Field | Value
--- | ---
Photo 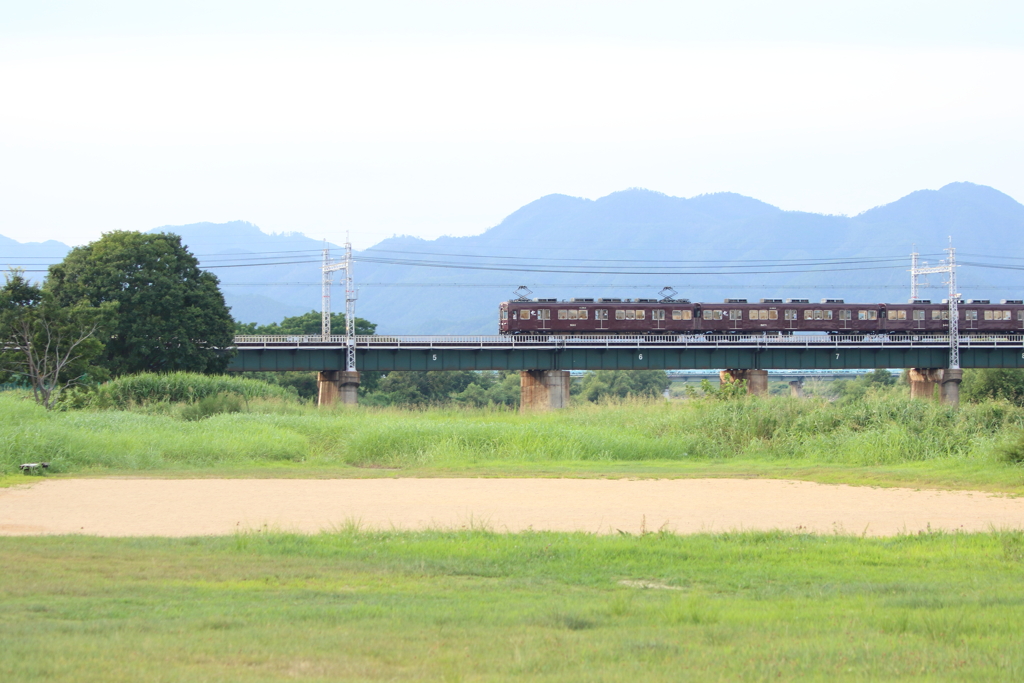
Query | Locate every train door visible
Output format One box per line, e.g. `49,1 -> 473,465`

912,309 -> 925,331
728,309 -> 743,331
838,310 -> 852,330
963,309 -> 978,331
652,309 -> 666,331
783,308 -> 798,331
537,308 -> 551,330
595,309 -> 608,331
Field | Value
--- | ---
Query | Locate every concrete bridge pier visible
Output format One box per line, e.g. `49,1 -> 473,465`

939,369 -> 963,407
908,368 -> 942,401
789,380 -> 804,398
520,370 -> 570,412
318,371 -> 360,406
720,369 -> 769,396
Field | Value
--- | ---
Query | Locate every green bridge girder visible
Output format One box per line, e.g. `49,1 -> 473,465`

227,343 -> 1024,372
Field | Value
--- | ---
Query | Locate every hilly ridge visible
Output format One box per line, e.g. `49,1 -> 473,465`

2,182 -> 1023,334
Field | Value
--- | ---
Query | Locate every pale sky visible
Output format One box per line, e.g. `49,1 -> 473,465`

2,1 -> 1023,249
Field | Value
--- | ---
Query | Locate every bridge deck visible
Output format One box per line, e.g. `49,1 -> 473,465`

228,335 -> 1024,372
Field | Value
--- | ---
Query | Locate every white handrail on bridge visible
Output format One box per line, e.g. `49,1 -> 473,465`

232,334 -> 1024,348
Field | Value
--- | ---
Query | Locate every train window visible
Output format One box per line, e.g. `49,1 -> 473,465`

568,310 -> 578,320
768,310 -> 778,320
887,310 -> 897,321
804,310 -> 814,320
636,310 -> 646,320
813,310 -> 823,320
616,310 -> 626,320
729,310 -> 742,321
1004,310 -> 1012,320
984,310 -> 993,321
703,310 -> 712,320
653,310 -> 665,320
672,310 -> 683,320
913,310 -> 925,321
625,310 -> 636,320
714,310 -> 723,320
595,309 -> 608,320
538,309 -> 551,320
1019,310 -> 1024,321
682,310 -> 693,320
824,310 -> 833,320
519,311 -> 529,320
839,310 -> 851,320
965,310 -> 978,320
858,310 -> 867,320
785,310 -> 797,320
868,311 -> 878,320
749,310 -> 759,320
558,310 -> 568,320
501,310 -> 508,320
888,310 -> 907,321
579,309 -> 588,320
759,310 -> 769,320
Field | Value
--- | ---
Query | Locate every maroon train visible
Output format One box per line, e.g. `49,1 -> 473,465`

498,297 -> 1024,335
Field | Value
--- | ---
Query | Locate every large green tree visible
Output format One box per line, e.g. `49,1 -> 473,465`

46,231 -> 235,376
1,270 -> 113,408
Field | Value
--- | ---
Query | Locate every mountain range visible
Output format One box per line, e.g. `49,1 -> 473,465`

3,182 -> 1024,334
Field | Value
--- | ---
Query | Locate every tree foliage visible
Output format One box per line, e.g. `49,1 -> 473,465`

45,231 -> 236,376
1,270 -> 113,409
574,370 -> 671,402
832,369 -> 899,401
962,369 -> 1024,405
235,311 -> 377,336
362,370 -> 519,407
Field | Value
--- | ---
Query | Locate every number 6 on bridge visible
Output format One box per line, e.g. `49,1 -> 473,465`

638,353 -> 643,360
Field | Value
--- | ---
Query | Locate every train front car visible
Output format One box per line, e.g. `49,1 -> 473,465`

498,302 -> 509,334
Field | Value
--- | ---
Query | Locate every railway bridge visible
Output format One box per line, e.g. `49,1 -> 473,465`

229,334 -> 1024,409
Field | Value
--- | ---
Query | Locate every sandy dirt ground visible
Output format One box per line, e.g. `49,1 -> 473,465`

2,478 -> 1024,537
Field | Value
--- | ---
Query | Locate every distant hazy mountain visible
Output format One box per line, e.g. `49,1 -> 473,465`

0,234 -> 71,283
346,182 -> 1024,333
3,182 -> 1023,333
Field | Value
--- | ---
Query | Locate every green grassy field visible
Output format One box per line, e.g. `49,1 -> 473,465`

3,530 -> 1024,682
4,390 -> 1024,492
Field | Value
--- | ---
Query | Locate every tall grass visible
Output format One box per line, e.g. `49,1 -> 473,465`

4,387 -> 1024,477
67,371 -> 298,409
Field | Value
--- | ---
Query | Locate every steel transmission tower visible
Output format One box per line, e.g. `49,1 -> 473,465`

909,242 -> 960,369
321,238 -> 357,372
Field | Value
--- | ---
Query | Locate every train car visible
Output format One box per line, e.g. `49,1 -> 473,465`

498,298 -> 1024,335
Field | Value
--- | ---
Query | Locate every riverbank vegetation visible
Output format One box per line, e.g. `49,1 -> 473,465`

4,373 -> 1024,491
